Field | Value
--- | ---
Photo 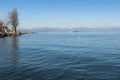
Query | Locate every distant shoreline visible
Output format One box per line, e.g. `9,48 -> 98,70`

24,27 -> 120,32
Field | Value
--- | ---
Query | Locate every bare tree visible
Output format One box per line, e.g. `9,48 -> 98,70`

9,8 -> 19,33
0,20 -> 3,27
3,17 -> 11,27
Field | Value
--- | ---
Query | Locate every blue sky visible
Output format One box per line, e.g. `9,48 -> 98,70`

0,0 -> 120,29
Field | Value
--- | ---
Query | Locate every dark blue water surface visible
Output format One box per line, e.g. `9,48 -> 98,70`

0,32 -> 120,80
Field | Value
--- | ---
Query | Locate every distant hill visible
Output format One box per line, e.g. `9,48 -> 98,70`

18,27 -> 120,32
71,27 -> 120,32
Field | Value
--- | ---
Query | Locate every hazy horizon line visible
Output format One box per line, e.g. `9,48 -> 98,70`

18,26 -> 120,29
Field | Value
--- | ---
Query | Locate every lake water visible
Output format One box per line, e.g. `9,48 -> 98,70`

0,32 -> 120,80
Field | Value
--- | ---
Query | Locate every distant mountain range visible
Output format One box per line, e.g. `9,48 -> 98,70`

19,27 -> 120,32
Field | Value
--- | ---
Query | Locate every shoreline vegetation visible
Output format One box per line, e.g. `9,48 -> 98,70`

0,8 -> 31,38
